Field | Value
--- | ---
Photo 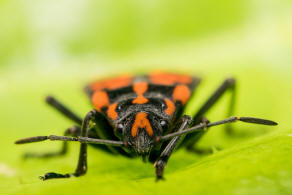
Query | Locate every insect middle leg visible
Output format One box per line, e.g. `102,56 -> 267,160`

154,115 -> 192,180
182,78 -> 236,151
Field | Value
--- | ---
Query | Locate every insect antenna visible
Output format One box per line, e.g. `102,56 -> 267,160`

160,116 -> 277,141
15,135 -> 124,147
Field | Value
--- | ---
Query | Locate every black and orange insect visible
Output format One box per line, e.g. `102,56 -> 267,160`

15,72 -> 277,180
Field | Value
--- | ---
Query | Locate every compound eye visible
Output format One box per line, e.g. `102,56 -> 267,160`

161,102 -> 166,110
116,123 -> 124,134
117,104 -> 122,111
160,120 -> 168,129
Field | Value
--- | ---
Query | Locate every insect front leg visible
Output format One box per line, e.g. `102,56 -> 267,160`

182,116 -> 222,155
92,112 -> 133,157
154,115 -> 191,180
23,125 -> 80,159
40,110 -> 96,180
180,116 -> 221,154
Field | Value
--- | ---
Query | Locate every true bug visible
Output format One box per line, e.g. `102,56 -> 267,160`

15,72 -> 277,180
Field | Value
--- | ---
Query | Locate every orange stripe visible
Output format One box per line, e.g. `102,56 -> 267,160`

132,96 -> 148,104
131,112 -> 153,137
164,98 -> 176,116
132,82 -> 149,104
107,102 -> 118,120
150,72 -> 192,85
92,90 -> 110,111
90,75 -> 132,91
172,84 -> 190,105
133,82 -> 148,94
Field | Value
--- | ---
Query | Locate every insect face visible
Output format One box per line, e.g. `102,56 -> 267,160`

118,111 -> 166,155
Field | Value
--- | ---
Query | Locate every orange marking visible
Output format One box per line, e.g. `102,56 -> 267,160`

133,96 -> 148,104
133,82 -> 148,94
150,72 -> 192,85
90,75 -> 132,91
164,98 -> 176,116
132,82 -> 149,104
92,90 -> 110,111
131,112 -> 153,137
107,102 -> 118,120
172,84 -> 191,105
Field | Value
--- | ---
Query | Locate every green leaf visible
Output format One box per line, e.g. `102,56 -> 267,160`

0,1 -> 291,194
1,66 -> 292,195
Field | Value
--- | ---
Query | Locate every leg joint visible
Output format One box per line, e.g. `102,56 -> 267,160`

225,77 -> 236,86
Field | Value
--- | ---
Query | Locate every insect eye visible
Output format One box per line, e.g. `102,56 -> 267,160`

117,104 -> 122,111
160,120 -> 168,129
116,123 -> 124,134
161,102 -> 166,110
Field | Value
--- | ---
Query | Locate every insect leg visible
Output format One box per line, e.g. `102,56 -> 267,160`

154,115 -> 191,180
182,78 -> 236,149
39,110 -> 96,180
161,116 -> 277,141
23,125 -> 80,159
46,95 -> 83,125
192,77 -> 236,124
160,116 -> 276,154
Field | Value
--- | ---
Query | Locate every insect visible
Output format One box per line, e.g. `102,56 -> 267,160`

15,72 -> 277,180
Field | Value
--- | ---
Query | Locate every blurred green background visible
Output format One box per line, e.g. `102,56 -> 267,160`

1,0 -> 292,194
